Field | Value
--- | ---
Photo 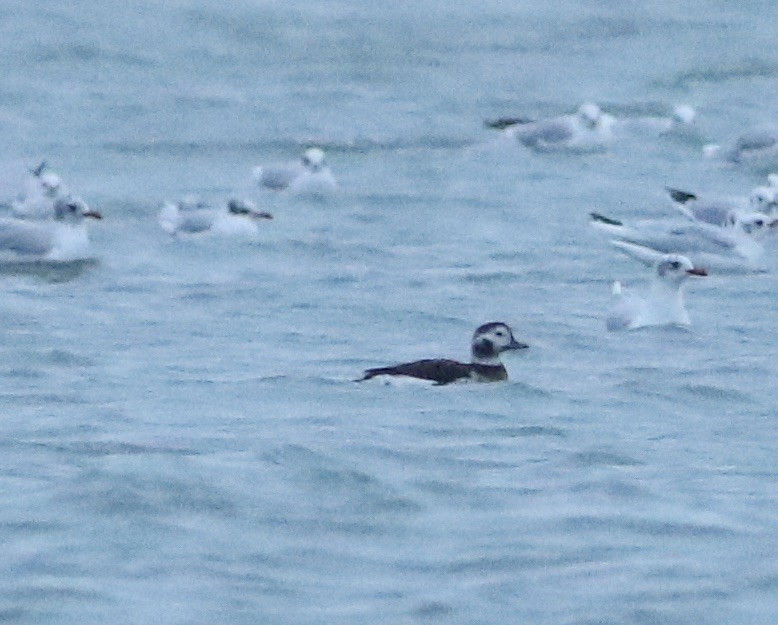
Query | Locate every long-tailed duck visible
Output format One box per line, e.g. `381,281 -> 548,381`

358,322 -> 529,385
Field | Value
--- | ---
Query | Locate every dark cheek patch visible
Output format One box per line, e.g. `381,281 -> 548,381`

472,339 -> 496,359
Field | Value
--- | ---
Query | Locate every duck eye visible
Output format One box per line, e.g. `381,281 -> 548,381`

670,261 -> 680,269
756,220 -> 764,227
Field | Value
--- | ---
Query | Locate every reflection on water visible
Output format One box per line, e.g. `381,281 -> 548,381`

0,258 -> 99,282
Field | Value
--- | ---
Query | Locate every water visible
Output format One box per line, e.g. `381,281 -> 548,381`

1,1 -> 777,623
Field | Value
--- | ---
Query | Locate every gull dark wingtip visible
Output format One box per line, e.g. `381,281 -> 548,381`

666,187 -> 697,203
590,212 -> 623,226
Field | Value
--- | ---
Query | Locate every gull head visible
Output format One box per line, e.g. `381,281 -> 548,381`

727,211 -> 778,237
656,254 -> 707,284
301,147 -> 326,171
54,197 -> 102,221
577,103 -> 602,130
749,186 -> 777,214
672,105 -> 696,125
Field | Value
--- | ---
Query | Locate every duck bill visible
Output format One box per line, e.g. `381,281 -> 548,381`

686,267 -> 707,276
83,210 -> 103,220
507,339 -> 530,350
251,211 -> 273,220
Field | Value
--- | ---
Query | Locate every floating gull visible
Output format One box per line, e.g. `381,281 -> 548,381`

703,126 -> 778,168
10,161 -> 69,219
486,103 -> 695,151
357,322 -> 529,385
590,211 -> 776,274
666,184 -> 778,227
0,197 -> 102,262
158,196 -> 272,237
492,103 -> 616,153
252,147 -> 337,195
606,253 -> 707,331
611,105 -> 697,139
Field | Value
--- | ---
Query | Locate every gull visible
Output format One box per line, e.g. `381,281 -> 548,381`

703,127 -> 778,168
606,253 -> 707,331
590,211 -> 776,274
490,103 -> 616,153
0,197 -> 102,261
357,322 -> 529,385
666,184 -> 778,226
158,196 -> 272,237
10,161 -> 69,219
611,104 -> 697,138
252,147 -> 337,195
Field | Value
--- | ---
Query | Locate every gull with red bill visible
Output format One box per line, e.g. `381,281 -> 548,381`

0,197 -> 102,262
606,254 -> 708,331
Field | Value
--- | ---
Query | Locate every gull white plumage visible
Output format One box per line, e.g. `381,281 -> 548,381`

611,104 -> 697,139
495,103 -> 616,153
0,197 -> 102,261
158,197 -> 272,237
606,254 -> 707,331
10,161 -> 69,219
703,127 -> 778,168
667,184 -> 777,227
252,147 -> 337,195
590,210 -> 776,274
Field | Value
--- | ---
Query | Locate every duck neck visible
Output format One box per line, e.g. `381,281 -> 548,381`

471,341 -> 503,367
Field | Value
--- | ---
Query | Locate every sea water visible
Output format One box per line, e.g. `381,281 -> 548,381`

0,1 -> 777,623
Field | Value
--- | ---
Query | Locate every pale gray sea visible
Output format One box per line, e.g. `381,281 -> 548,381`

1,1 -> 777,623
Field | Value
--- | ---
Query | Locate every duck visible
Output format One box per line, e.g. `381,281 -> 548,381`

358,322 -> 528,385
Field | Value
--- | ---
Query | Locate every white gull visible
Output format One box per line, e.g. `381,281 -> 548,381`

158,196 -> 272,237
590,211 -> 776,274
252,147 -> 337,196
606,254 -> 707,331
666,184 -> 777,227
10,162 -> 69,219
703,126 -> 778,168
611,104 -> 697,139
499,103 -> 616,153
0,197 -> 102,262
